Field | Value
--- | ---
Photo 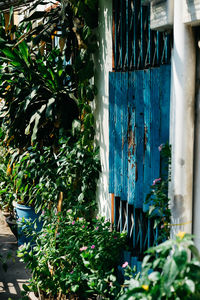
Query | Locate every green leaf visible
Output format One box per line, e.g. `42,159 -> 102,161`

18,41 -> 29,66
8,6 -> 14,27
173,248 -> 188,269
22,283 -> 30,292
46,97 -> 55,118
185,279 -> 195,293
189,245 -> 200,260
71,284 -> 79,292
148,271 -> 160,282
163,258 -> 179,292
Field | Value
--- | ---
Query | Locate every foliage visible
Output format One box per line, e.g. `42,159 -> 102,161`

120,233 -> 200,300
0,0 -> 98,149
0,37 -> 78,148
145,143 -> 171,242
0,0 -> 99,210
0,128 -> 16,212
18,211 -> 126,299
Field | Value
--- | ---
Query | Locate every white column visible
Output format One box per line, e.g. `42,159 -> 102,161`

170,0 -> 196,236
193,40 -> 200,251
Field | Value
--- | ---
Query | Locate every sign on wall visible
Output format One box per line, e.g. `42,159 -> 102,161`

150,0 -> 174,31
183,0 -> 200,25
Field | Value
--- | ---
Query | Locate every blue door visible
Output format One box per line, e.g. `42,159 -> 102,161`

109,0 -> 172,266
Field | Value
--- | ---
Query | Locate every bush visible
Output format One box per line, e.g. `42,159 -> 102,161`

120,233 -> 200,300
18,211 -> 126,299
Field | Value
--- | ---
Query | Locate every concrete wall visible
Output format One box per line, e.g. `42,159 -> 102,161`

94,0 -> 113,219
170,0 -> 196,237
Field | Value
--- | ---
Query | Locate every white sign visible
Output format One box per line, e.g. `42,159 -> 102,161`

150,0 -> 174,31
183,0 -> 200,25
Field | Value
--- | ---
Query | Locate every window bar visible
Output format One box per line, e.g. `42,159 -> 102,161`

133,0 -> 139,69
126,0 -> 130,70
112,0 -> 116,70
133,206 -> 136,248
120,199 -> 123,232
114,0 -> 119,71
120,0 -> 124,70
156,31 -> 160,65
140,6 -> 144,68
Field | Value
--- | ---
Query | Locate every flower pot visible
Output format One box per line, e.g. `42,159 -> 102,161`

13,201 -> 43,247
6,215 -> 18,239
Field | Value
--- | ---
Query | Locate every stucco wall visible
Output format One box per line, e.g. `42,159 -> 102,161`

94,0 -> 112,219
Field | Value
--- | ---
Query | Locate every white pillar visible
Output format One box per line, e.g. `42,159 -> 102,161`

170,0 -> 196,236
193,40 -> 200,251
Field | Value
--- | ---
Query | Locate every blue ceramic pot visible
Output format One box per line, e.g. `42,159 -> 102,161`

14,202 -> 43,247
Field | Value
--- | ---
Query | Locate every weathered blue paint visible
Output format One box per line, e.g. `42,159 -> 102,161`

114,72 -> 123,197
150,68 -> 161,189
109,66 -> 171,208
143,69 -> 151,212
135,71 -> 144,208
121,73 -> 128,201
127,72 -> 136,205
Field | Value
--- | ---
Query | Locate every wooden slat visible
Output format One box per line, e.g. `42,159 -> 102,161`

127,72 -> 136,204
134,71 -> 144,208
160,65 -> 171,144
143,69 -> 151,212
151,68 -> 161,185
121,73 -> 128,201
114,72 -> 122,197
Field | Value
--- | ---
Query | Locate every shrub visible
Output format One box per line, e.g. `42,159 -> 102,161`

18,211 -> 126,299
120,233 -> 200,300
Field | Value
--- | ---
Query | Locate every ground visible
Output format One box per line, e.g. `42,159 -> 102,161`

0,210 -> 37,300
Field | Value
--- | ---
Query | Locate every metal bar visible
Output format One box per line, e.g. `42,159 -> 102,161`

133,0 -> 139,69
114,0 -> 119,70
140,6 -> 144,68
133,206 -> 136,248
156,31 -> 160,65
120,199 -> 123,232
126,0 -> 130,69
111,193 -> 115,224
112,0 -> 116,70
120,0 -> 124,69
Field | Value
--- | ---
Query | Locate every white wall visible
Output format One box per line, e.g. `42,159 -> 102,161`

94,0 -> 113,218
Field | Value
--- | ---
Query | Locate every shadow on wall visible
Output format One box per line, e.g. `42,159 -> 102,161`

170,194 -> 187,236
94,0 -> 112,218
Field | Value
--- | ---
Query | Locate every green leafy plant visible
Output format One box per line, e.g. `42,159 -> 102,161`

145,143 -> 171,242
18,211 -> 126,299
120,233 -> 200,300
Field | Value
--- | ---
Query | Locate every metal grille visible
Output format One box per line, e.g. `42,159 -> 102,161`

115,198 -> 158,259
113,0 -> 172,71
